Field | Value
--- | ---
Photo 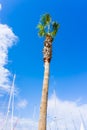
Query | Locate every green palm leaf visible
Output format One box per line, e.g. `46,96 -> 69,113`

38,30 -> 46,37
37,13 -> 60,38
40,14 -> 51,26
37,24 -> 44,30
51,22 -> 60,37
52,22 -> 60,30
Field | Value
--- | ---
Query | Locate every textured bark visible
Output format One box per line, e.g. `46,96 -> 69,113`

43,35 -> 53,62
38,62 -> 50,130
38,35 -> 53,130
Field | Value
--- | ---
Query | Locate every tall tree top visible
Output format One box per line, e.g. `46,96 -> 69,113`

37,13 -> 60,39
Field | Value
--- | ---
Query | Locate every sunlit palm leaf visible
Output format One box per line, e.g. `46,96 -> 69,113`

40,14 -> 51,26
38,30 -> 46,37
37,13 -> 60,38
37,24 -> 44,30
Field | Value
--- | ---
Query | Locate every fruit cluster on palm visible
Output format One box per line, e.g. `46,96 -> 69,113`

37,13 -> 59,130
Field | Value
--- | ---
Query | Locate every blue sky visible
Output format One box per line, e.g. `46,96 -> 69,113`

0,0 -> 87,129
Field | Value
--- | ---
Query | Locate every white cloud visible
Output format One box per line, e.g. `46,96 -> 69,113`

17,99 -> 28,109
0,24 -> 18,93
0,114 -> 38,130
0,4 -> 2,11
47,91 -> 87,130
0,91 -> 87,130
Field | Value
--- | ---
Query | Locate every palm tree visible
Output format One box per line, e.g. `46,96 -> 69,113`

37,13 -> 60,130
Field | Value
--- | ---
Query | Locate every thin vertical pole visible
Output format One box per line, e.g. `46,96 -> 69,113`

79,110 -> 86,130
11,74 -> 16,130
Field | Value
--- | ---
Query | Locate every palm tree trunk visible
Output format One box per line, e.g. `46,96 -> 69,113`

38,61 -> 50,130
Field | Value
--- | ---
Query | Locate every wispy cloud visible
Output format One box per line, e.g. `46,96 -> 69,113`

0,24 -> 17,93
0,3 -> 2,11
17,99 -> 28,109
0,91 -> 87,130
47,91 -> 87,130
0,114 -> 38,130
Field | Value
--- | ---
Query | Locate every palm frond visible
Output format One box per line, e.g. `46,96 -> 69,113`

40,14 -> 51,26
38,30 -> 46,37
51,22 -> 60,37
37,23 -> 44,30
37,13 -> 60,38
52,22 -> 60,30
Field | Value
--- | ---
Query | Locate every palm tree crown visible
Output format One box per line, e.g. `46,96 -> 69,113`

37,13 -> 60,39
